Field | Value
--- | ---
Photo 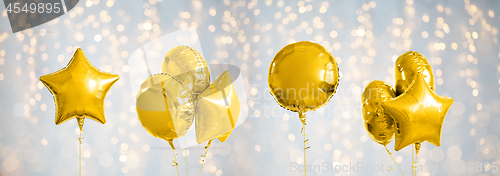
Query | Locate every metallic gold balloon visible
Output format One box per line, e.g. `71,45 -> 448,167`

196,71 -> 240,144
268,41 -> 339,124
161,46 -> 210,97
394,51 -> 434,96
40,48 -> 119,130
382,73 -> 453,153
136,74 -> 195,147
362,80 -> 396,146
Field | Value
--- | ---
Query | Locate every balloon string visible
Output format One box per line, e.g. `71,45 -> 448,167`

172,149 -> 180,176
301,123 -> 310,176
413,147 -> 419,176
78,129 -> 85,176
299,111 -> 308,176
384,146 -> 404,176
412,144 -> 414,176
184,137 -> 188,176
199,139 -> 212,176
79,130 -> 81,176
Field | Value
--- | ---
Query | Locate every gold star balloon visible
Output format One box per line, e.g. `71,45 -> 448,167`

394,51 -> 434,96
361,80 -> 396,146
40,48 -> 119,130
195,71 -> 241,174
195,71 -> 240,144
382,73 -> 453,154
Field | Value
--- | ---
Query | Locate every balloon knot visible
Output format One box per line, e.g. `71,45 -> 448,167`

78,137 -> 85,144
171,160 -> 178,166
304,135 -> 310,150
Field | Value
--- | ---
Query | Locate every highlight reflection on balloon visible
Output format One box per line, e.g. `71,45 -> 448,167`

40,48 -> 119,130
394,51 -> 434,96
196,71 -> 240,144
382,73 -> 453,153
268,41 -> 339,124
161,46 -> 210,97
136,74 -> 195,147
362,80 -> 396,146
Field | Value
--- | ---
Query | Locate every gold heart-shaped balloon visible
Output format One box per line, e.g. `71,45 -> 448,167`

162,46 -> 210,97
362,80 -> 396,146
394,51 -> 434,96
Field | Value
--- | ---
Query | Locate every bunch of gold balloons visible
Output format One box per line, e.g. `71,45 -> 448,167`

135,46 -> 241,173
362,51 -> 454,174
362,51 -> 453,153
268,41 -> 340,175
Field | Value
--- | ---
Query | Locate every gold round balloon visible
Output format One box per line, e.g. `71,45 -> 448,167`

136,74 -> 195,145
362,80 -> 396,146
161,46 -> 210,97
268,41 -> 339,123
394,51 -> 434,96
